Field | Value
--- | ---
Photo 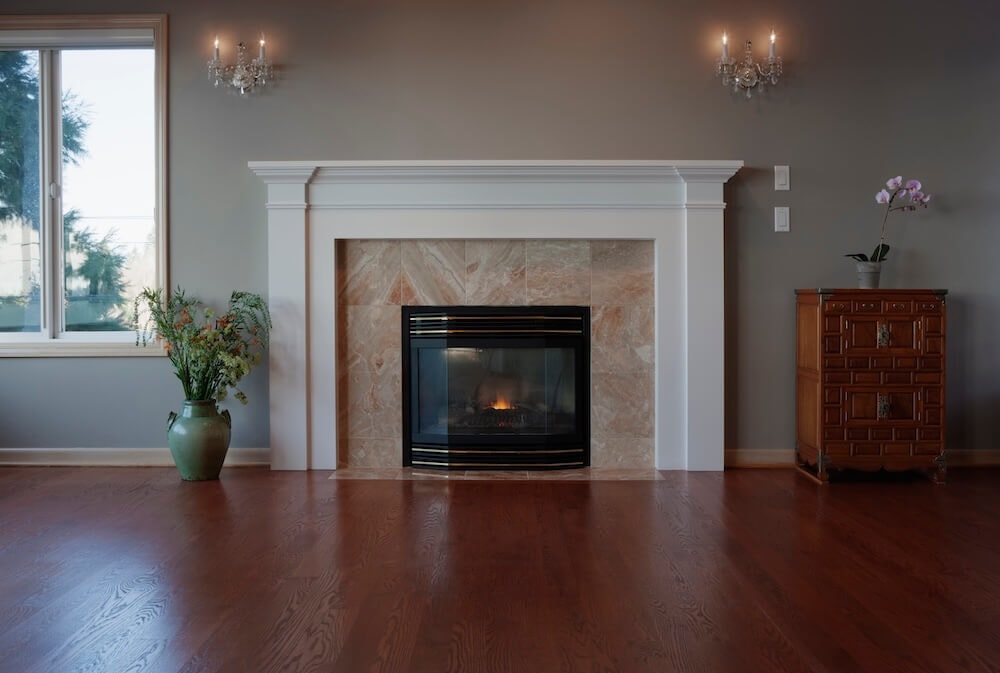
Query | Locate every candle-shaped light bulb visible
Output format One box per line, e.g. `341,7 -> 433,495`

722,33 -> 729,60
769,31 -> 776,59
213,36 -> 220,60
259,37 -> 266,61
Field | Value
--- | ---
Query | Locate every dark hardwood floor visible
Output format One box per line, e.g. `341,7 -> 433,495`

1,466 -> 999,673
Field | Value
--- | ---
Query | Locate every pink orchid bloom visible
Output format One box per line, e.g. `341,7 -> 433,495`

851,176 -> 933,263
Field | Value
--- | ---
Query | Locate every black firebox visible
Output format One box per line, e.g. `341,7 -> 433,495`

402,306 -> 590,470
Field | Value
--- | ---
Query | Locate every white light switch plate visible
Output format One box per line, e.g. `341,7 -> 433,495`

775,206 -> 789,232
775,165 -> 790,191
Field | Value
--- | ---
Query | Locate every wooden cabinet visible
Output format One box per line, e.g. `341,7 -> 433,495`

795,289 -> 947,482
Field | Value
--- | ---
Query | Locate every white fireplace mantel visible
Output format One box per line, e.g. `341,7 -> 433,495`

250,160 -> 742,471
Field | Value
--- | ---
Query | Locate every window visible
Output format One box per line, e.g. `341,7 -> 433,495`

0,15 -> 166,356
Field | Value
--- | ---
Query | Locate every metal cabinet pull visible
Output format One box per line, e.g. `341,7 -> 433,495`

877,323 -> 890,347
877,394 -> 891,420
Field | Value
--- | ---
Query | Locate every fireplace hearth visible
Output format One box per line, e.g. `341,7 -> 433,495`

402,306 -> 590,469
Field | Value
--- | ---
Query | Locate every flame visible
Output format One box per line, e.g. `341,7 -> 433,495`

489,394 -> 514,410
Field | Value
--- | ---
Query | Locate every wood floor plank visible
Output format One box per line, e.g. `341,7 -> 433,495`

2,467 -> 1000,672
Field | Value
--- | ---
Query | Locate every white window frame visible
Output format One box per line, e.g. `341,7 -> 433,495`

0,14 -> 167,357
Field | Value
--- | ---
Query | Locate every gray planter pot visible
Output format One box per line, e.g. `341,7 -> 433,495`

855,261 -> 882,289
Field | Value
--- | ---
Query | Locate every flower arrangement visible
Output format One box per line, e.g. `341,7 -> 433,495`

845,175 -> 932,263
133,287 -> 271,404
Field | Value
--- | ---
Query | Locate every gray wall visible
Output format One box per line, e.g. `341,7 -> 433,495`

1,0 -> 997,456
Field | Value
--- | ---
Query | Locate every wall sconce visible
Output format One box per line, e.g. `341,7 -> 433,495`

716,32 -> 782,99
208,36 -> 273,95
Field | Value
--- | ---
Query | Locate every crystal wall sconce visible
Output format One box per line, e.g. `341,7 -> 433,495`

208,36 -> 273,95
716,32 -> 782,99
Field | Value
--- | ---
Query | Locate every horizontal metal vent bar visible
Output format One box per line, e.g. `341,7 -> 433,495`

411,315 -> 582,322
412,460 -> 585,469
411,328 -> 583,335
413,447 -> 585,455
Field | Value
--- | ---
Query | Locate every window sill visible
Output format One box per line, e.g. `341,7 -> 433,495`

0,340 -> 165,358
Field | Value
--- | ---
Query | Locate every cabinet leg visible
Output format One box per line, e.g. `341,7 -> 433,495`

794,451 -> 829,484
932,456 -> 947,484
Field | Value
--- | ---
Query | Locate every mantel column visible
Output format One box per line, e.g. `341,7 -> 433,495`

254,167 -> 315,470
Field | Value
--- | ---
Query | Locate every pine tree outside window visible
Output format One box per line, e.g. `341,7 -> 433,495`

0,15 -> 166,356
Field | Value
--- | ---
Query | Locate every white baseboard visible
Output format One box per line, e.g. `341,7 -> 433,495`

725,448 -> 1000,469
0,447 -> 269,467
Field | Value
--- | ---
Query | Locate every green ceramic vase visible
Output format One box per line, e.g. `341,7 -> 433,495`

167,400 -> 232,481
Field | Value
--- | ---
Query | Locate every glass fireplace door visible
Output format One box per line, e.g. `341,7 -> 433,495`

402,306 -> 590,469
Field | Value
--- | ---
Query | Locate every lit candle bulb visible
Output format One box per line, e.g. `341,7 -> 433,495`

259,37 -> 266,61
722,33 -> 729,60
213,36 -> 220,61
769,31 -> 776,59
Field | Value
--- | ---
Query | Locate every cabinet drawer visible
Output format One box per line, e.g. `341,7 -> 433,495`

846,389 -> 917,422
852,442 -> 882,456
853,300 -> 880,313
884,300 -> 913,313
919,357 -> 942,371
826,442 -> 851,456
914,442 -> 944,455
884,442 -> 913,456
924,407 -> 943,425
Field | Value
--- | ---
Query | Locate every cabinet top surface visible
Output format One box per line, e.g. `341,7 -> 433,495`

795,288 -> 948,296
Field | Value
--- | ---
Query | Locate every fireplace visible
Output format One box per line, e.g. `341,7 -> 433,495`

403,306 -> 590,469
250,160 -> 743,471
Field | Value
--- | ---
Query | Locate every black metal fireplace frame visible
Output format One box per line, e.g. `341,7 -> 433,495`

402,305 -> 590,470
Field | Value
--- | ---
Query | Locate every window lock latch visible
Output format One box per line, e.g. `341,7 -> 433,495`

48,182 -> 61,199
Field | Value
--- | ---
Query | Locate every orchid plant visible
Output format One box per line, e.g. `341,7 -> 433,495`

845,176 -> 932,263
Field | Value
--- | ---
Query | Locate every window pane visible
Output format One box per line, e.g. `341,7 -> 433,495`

61,48 -> 155,331
0,50 -> 42,333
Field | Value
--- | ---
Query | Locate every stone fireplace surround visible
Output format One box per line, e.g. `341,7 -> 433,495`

250,160 -> 742,471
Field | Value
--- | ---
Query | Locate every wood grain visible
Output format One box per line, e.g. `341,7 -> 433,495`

1,467 -> 999,672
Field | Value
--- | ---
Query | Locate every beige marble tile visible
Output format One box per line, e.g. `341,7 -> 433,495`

591,370 -> 654,439
338,239 -> 401,306
465,240 -> 526,305
591,305 -> 654,374
343,438 -> 400,468
590,240 -> 654,305
344,367 -> 402,439
401,240 -> 466,305
590,437 -> 654,469
525,240 -> 591,305
344,305 -> 401,374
